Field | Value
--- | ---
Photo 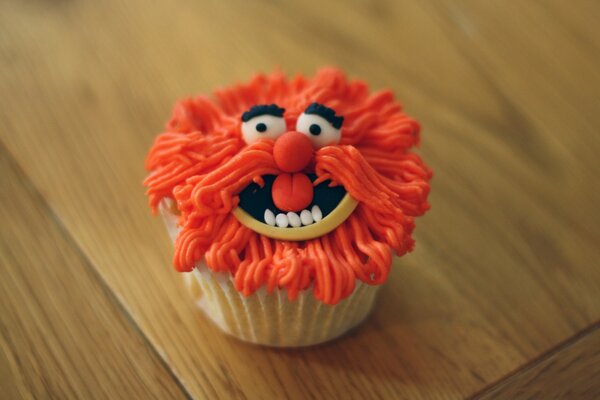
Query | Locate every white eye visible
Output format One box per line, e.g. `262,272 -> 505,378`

296,113 -> 341,148
241,115 -> 287,144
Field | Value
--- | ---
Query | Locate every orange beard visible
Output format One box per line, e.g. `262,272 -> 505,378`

144,68 -> 432,304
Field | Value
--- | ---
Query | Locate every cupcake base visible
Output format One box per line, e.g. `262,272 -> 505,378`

183,266 -> 379,347
160,199 -> 380,347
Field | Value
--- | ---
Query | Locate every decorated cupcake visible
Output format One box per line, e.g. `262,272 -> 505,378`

144,68 -> 431,346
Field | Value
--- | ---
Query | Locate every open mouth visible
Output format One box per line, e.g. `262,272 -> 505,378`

233,174 -> 358,241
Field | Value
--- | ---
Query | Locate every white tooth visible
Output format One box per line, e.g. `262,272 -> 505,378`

311,205 -> 323,222
287,212 -> 301,227
264,209 -> 276,226
275,213 -> 289,228
300,209 -> 314,226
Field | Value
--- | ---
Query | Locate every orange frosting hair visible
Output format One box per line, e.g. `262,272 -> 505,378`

144,68 -> 432,305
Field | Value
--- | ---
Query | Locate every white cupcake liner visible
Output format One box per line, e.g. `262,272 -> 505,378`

160,200 -> 380,347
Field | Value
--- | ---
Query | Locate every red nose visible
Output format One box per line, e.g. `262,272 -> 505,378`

272,132 -> 314,212
273,131 -> 313,172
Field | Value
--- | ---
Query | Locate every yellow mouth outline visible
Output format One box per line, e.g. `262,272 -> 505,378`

232,193 -> 358,241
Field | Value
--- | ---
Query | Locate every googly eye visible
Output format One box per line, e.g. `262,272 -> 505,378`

295,113 -> 341,148
241,115 -> 287,145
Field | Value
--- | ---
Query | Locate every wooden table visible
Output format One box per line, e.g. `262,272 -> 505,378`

2,1 -> 599,398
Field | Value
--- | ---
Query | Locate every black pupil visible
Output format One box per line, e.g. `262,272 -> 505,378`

309,124 -> 321,135
256,122 -> 267,132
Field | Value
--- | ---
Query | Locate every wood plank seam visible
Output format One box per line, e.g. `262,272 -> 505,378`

469,320 -> 600,399
0,138 -> 194,400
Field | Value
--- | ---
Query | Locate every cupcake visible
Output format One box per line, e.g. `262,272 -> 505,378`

144,68 -> 431,347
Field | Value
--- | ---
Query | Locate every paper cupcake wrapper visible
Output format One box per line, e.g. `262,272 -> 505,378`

160,200 -> 380,347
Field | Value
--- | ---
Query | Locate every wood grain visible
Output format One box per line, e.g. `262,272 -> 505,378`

478,323 -> 600,399
1,0 -> 599,398
0,149 -> 187,399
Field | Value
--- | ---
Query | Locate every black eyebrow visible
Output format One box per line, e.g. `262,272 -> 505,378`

241,104 -> 285,122
304,103 -> 344,129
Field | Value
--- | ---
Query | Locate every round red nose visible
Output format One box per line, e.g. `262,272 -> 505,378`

273,131 -> 313,173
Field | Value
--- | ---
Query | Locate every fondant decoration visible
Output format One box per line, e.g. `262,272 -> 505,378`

296,103 -> 343,148
237,174 -> 346,227
241,104 -> 287,144
272,131 -> 313,172
233,193 -> 357,240
271,172 -> 314,212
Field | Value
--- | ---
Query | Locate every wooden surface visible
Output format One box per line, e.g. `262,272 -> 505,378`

479,323 -> 600,399
1,0 -> 599,399
0,150 -> 187,400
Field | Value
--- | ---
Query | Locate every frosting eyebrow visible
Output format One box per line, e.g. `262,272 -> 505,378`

303,103 -> 344,129
241,104 -> 285,122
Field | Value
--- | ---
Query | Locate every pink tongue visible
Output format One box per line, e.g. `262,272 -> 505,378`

272,173 -> 314,212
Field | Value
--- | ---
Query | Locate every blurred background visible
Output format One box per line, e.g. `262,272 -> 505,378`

1,1 -> 599,399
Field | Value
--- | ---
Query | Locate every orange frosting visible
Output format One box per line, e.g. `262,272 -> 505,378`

144,68 -> 432,305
